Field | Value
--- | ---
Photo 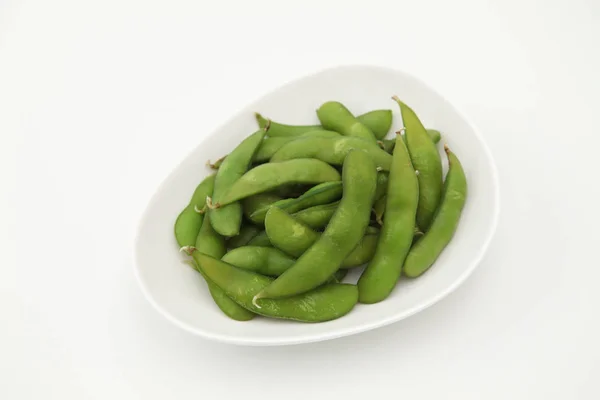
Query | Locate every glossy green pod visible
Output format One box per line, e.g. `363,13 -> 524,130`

174,174 -> 215,247
393,97 -> 443,231
292,201 -> 339,230
218,159 -> 341,206
185,215 -> 255,321
250,181 -> 342,224
222,246 -> 295,276
255,109 -> 392,139
192,252 -> 359,323
227,224 -> 262,249
271,136 -> 392,171
210,129 -> 267,236
247,230 -> 271,247
241,192 -> 284,225
253,130 -> 341,162
358,135 -> 419,303
403,145 -> 467,278
317,101 -> 377,142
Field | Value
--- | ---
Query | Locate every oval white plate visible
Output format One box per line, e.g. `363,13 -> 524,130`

133,65 -> 499,346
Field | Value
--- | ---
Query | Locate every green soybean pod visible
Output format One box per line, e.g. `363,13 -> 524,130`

358,109 -> 393,140
427,129 -> 442,144
174,174 -> 215,247
255,109 -> 392,139
373,194 -> 386,225
265,206 -> 320,257
374,172 -> 389,203
227,224 -> 262,249
358,135 -> 419,304
184,215 -> 255,321
217,159 -> 341,206
242,192 -> 284,225
341,233 -> 379,268
271,136 -> 392,171
317,101 -> 377,142
192,252 -> 359,322
255,150 -> 377,302
222,246 -> 295,276
247,230 -> 271,247
221,247 -> 354,283
403,145 -> 467,278
210,128 -> 267,237
393,96 -> 443,231
250,181 -> 343,224
380,129 -> 443,154
292,201 -> 339,230
265,206 -> 379,266
253,130 -> 341,162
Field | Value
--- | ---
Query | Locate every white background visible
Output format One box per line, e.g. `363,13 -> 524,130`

2,0 -> 599,398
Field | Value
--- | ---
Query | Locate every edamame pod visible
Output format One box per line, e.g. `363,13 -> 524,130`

210,128 -> 267,236
253,130 -> 341,162
227,224 -> 262,249
403,145 -> 467,278
255,150 -> 377,302
250,181 -> 343,224
317,101 -> 377,142
373,194 -> 386,225
380,129 -> 442,154
256,109 -> 392,139
265,205 -> 378,266
292,201 -> 339,230
271,136 -> 392,171
174,174 -> 215,247
374,172 -> 389,203
217,159 -> 341,206
222,246 -> 295,276
242,192 -> 283,225
192,252 -> 359,322
265,206 -> 320,257
393,96 -> 443,231
357,109 -> 393,140
358,135 -> 419,303
184,215 -> 255,320
247,230 -> 271,247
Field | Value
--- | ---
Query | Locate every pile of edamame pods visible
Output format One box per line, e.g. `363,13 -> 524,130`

174,97 -> 467,323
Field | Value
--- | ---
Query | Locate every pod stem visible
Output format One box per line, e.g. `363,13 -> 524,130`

179,245 -> 197,255
205,196 -> 221,210
397,128 -> 406,135
376,140 -> 385,150
251,293 -> 264,309
206,155 -> 226,170
263,118 -> 271,132
194,204 -> 207,214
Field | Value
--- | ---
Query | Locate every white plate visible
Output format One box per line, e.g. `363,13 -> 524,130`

133,65 -> 500,346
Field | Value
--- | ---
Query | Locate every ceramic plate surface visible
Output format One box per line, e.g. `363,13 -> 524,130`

133,65 -> 500,346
